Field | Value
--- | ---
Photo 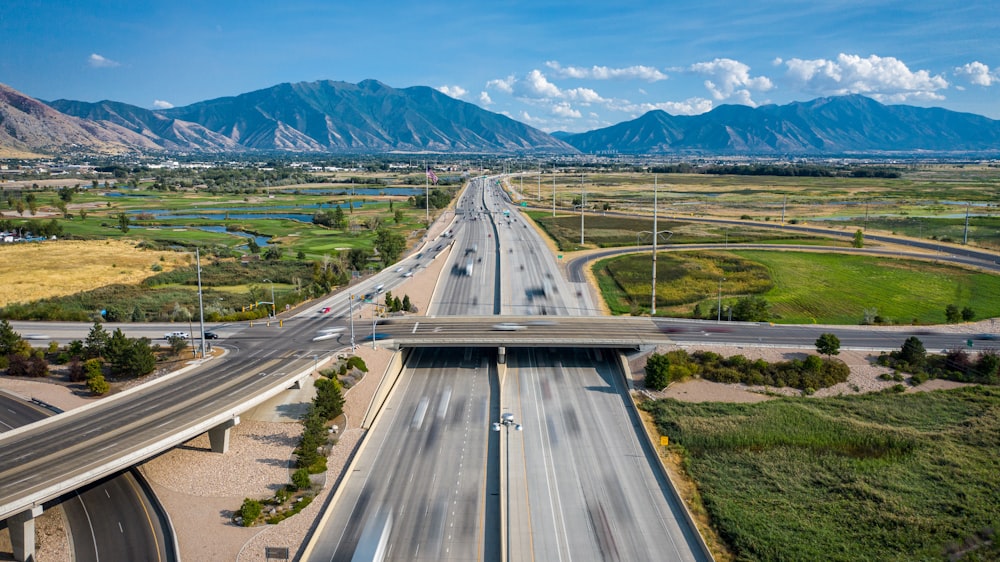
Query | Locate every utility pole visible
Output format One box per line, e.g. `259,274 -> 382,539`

196,248 -> 206,358
651,175 -> 657,315
963,202 -> 970,245
579,173 -> 585,246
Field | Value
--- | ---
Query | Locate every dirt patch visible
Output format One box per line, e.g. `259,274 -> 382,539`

0,239 -> 187,306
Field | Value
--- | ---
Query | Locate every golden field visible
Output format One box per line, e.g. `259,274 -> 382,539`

0,240 -> 188,306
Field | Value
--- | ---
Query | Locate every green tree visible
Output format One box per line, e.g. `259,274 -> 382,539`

402,294 -> 412,312
292,468 -> 311,490
393,209 -> 404,224
815,333 -> 841,357
264,246 -> 283,260
238,498 -> 262,526
731,295 -> 770,322
945,304 -> 961,323
117,211 -> 130,233
85,322 -> 110,358
898,336 -> 927,369
247,238 -> 260,254
852,229 -> 864,248
0,319 -> 21,355
332,206 -> 347,230
961,306 -> 975,322
644,352 -> 671,391
105,330 -> 156,377
374,228 -> 406,264
314,377 -> 344,421
347,248 -> 371,272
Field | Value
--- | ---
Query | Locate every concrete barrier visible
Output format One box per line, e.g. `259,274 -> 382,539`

612,351 -> 716,561
360,348 -> 410,430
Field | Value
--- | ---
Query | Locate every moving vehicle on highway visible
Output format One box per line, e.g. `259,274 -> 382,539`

465,258 -> 474,276
204,331 -> 219,339
164,331 -> 189,339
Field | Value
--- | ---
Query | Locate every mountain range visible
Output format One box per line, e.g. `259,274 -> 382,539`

2,79 -> 999,157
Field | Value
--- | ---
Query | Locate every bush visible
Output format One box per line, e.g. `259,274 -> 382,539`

86,373 -> 110,395
345,356 -> 368,372
238,498 -> 262,526
292,468 -> 311,490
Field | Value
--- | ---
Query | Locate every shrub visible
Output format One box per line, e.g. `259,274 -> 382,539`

238,498 -> 262,526
86,373 -> 110,395
346,356 -> 368,372
292,468 -> 311,490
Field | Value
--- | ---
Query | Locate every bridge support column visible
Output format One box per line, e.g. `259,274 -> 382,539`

498,346 -> 506,365
208,416 -> 240,453
9,505 -> 43,562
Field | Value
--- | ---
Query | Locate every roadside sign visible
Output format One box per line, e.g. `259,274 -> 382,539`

660,436 -> 669,446
557,254 -> 563,259
521,202 -> 528,207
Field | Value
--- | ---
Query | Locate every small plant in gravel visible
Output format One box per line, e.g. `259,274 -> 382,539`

238,498 -> 262,527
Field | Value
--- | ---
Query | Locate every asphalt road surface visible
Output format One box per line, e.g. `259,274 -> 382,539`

0,392 -> 172,562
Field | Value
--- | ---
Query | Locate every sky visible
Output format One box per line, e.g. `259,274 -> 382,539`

2,0 -> 998,133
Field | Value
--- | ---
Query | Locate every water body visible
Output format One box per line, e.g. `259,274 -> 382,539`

129,225 -> 270,247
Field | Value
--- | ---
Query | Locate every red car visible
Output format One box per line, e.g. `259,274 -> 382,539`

321,307 -> 331,313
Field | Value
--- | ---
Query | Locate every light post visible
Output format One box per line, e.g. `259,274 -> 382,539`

349,294 -> 356,350
196,248 -> 206,358
579,173 -> 585,246
493,412 -> 522,562
261,278 -> 275,317
717,277 -> 726,323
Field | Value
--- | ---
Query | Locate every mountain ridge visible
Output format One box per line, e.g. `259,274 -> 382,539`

2,80 -> 1000,156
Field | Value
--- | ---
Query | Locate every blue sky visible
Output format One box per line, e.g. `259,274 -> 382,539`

2,0 -> 998,133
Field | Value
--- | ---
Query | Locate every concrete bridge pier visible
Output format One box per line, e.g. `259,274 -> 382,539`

208,416 -> 240,453
8,505 -> 43,562
498,346 -> 506,364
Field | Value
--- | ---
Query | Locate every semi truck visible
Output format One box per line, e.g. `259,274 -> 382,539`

464,258 -> 474,276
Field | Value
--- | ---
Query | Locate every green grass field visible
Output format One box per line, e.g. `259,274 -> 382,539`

528,212 -> 841,252
595,250 -> 1000,323
641,387 -> 1000,561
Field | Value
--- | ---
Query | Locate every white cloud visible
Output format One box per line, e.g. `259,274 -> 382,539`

613,97 -> 714,116
564,87 -> 606,104
152,100 -> 174,109
689,58 -> 773,106
437,85 -> 468,99
519,69 -> 562,98
783,53 -> 949,102
486,76 -> 515,94
88,53 -> 119,68
479,91 -> 493,105
954,61 -> 995,87
545,61 -> 668,82
551,102 -> 582,118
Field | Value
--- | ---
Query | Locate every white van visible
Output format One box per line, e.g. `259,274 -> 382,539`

164,331 -> 189,340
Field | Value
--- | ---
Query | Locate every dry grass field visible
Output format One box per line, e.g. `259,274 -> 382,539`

0,239 -> 188,306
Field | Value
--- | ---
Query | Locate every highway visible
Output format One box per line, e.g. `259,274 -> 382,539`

305,176 -> 708,561
304,347 -> 497,561
0,392 -> 172,562
505,347 -> 702,561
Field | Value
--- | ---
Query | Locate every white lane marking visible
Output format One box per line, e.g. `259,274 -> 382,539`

412,322 -> 420,333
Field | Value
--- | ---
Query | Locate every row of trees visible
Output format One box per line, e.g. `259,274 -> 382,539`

877,336 -> 999,385
646,333 -> 846,392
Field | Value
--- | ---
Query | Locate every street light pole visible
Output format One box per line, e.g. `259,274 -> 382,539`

262,278 -> 275,317
349,294 -> 356,350
652,175 -> 657,315
718,277 -> 725,322
493,412 -> 522,562
579,173 -> 585,246
196,247 -> 206,358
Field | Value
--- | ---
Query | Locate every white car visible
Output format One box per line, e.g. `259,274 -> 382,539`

164,331 -> 189,340
491,322 -> 526,331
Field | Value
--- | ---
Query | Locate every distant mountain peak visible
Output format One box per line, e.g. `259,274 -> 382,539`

563,95 -> 1000,155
